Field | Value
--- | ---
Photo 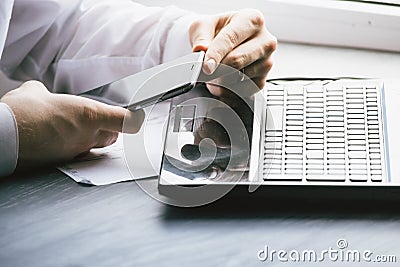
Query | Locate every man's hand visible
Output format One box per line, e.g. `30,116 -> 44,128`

0,81 -> 144,168
189,9 -> 277,94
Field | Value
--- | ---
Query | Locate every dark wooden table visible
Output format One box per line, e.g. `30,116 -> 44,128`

1,169 -> 400,267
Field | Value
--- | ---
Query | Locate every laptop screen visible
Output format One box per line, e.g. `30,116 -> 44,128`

160,83 -> 255,184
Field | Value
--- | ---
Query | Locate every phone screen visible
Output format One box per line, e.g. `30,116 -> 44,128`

80,52 -> 205,110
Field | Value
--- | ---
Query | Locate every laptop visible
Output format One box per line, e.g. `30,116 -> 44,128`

81,51 -> 400,206
157,68 -> 400,206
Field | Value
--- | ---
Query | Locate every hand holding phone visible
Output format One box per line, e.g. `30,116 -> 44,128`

81,51 -> 205,110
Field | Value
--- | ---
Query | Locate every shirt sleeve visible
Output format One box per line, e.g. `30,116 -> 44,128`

1,0 -> 200,95
0,102 -> 18,176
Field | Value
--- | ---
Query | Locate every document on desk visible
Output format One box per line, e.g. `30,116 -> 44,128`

58,102 -> 170,185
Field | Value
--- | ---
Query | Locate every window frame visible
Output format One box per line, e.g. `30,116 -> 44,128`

259,0 -> 400,52
134,0 -> 400,52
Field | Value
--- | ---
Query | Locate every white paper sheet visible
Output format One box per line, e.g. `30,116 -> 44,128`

58,102 -> 170,185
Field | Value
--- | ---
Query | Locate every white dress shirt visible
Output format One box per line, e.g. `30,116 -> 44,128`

0,0 -> 197,176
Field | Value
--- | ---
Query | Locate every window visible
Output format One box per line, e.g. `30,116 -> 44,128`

259,0 -> 400,52
135,0 -> 400,52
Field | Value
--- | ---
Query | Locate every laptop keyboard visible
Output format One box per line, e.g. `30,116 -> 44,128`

262,80 -> 386,182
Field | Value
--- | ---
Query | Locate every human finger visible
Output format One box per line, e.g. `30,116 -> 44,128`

205,10 -> 265,73
189,18 -> 217,53
93,102 -> 145,134
206,75 -> 260,98
220,32 -> 277,71
242,57 -> 273,80
208,56 -> 272,93
250,77 -> 267,89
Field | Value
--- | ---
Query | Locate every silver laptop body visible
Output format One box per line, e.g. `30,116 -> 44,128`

158,79 -> 400,203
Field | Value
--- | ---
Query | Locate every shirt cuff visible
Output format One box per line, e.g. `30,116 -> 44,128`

162,14 -> 201,63
0,103 -> 18,176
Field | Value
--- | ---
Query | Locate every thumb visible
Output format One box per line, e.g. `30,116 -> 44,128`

190,19 -> 220,75
95,102 -> 145,134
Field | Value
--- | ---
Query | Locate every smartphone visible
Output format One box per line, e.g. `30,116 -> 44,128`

81,51 -> 205,110
126,51 -> 205,110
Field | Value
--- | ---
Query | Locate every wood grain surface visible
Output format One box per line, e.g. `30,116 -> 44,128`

1,169 -> 400,267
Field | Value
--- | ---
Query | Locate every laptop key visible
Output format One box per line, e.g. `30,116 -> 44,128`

286,147 -> 303,154
266,106 -> 283,131
286,136 -> 303,142
306,144 -> 324,150
348,151 -> 367,159
287,87 -> 304,95
371,175 -> 383,182
349,174 -> 368,182
306,150 -> 324,159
